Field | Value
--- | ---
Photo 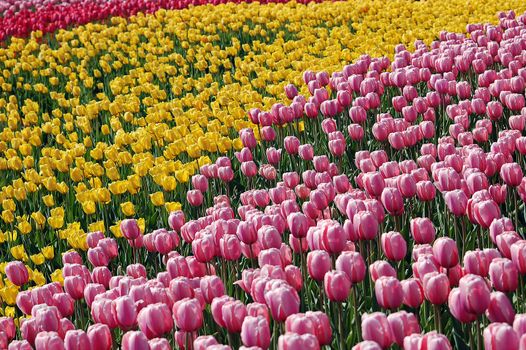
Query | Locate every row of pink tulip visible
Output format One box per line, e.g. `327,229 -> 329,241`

0,0 -> 326,41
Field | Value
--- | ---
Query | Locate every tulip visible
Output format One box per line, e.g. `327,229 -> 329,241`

401,278 -> 424,308
387,311 -> 420,346
194,336 -> 219,350
459,274 -> 490,315
173,298 -> 203,332
511,240 -> 526,274
336,251 -> 366,283
137,303 -> 173,339
353,211 -> 379,241
64,275 -> 86,300
120,219 -> 141,240
113,296 -> 137,330
484,323 -> 519,350
410,217 -> 436,244
381,231 -> 407,262
487,291 -> 516,324
278,333 -> 320,350
307,250 -> 331,281
64,330 -> 90,350
375,276 -> 403,310
432,237 -> 459,268
444,190 -> 468,216
324,270 -> 351,302
241,316 -> 270,349
0,318 -> 15,341
489,258 -> 519,292
423,272 -> 450,305
352,341 -> 382,350
34,332 -> 64,350
87,324 -> 112,350
380,187 -> 404,216
264,286 -> 300,322
5,261 -> 29,286
361,312 -> 393,348
121,331 -> 150,350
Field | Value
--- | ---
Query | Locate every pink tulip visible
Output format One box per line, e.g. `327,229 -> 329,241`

420,331 -> 452,350
352,341 -> 382,350
484,323 -> 519,350
489,258 -> 519,292
473,199 -> 501,228
336,251 -> 366,283
307,250 -> 331,281
173,298 -> 203,332
120,219 -> 141,240
5,261 -> 28,286
361,312 -> 393,348
8,340 -> 32,350
501,162 -> 524,187
353,211 -> 379,240
401,278 -> 424,308
423,272 -> 450,305
241,316 -> 270,349
487,291 -> 516,324
64,275 -> 86,300
62,250 -> 83,264
264,286 -> 300,322
432,237 -> 459,268
194,336 -> 219,350
324,270 -> 351,302
137,303 -> 173,339
459,274 -> 490,315
381,231 -> 407,262
221,300 -> 247,333
511,240 -> 526,274
87,324 -> 112,350
121,331 -> 150,350
380,187 -> 404,216
278,333 -> 320,350
444,189 -> 468,216
113,296 -> 137,330
369,260 -> 397,282
168,211 -> 185,231
34,332 -> 64,350
375,276 -> 403,310
64,330 -> 90,350
0,318 -> 15,341
387,311 -> 420,346
410,218 -> 436,244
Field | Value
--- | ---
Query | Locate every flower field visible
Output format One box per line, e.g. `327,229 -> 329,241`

3,0 -> 526,348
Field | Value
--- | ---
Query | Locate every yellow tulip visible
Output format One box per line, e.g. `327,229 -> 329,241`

1,210 -> 14,224
81,200 -> 96,215
30,254 -> 45,265
41,246 -> 54,260
88,221 -> 106,233
150,192 -> 165,206
31,211 -> 46,227
4,306 -> 15,318
51,269 -> 64,285
165,201 -> 182,212
2,199 -> 15,211
10,245 -> 28,261
121,202 -> 136,216
110,222 -> 123,238
43,194 -> 54,207
32,271 -> 46,286
0,285 -> 18,306
17,220 -> 31,235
